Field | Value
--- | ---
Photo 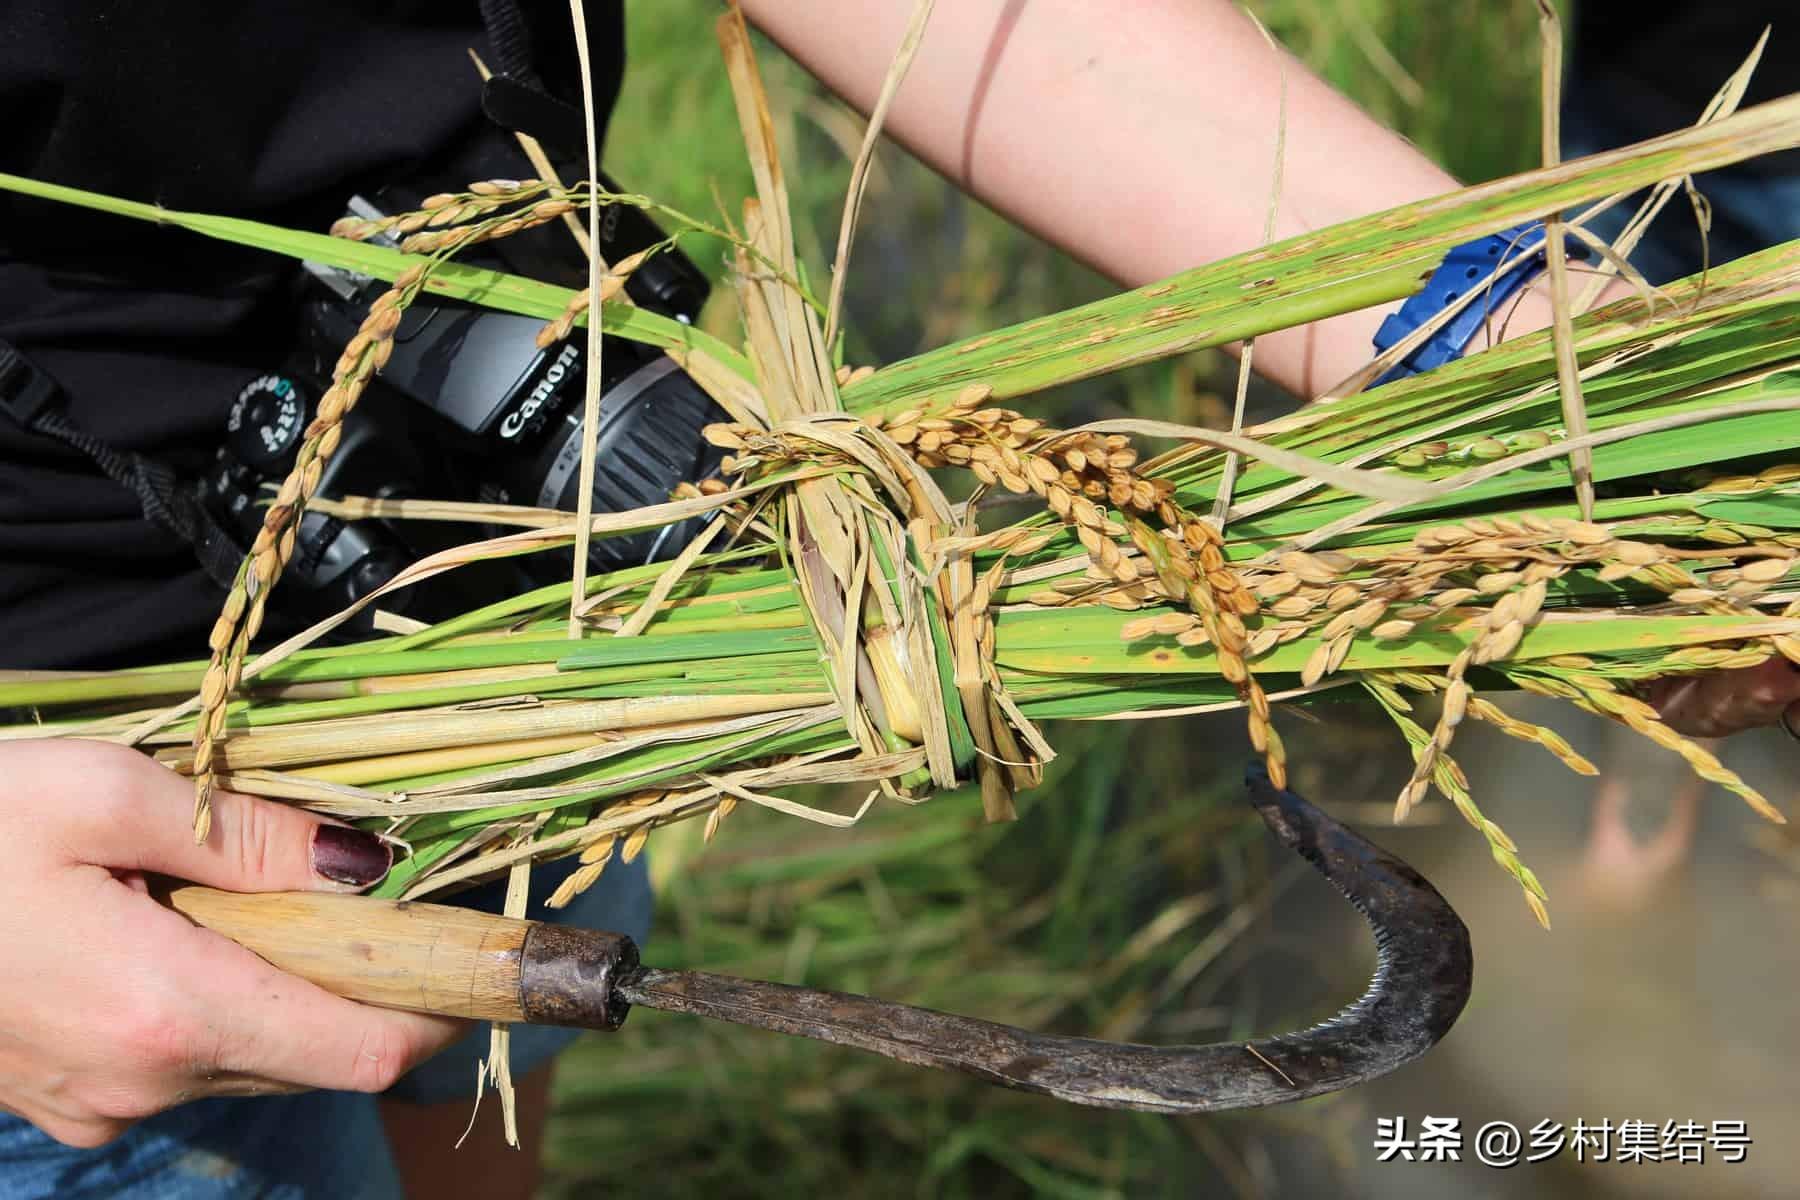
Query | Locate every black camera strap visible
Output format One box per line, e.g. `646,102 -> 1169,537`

0,340 -> 244,591
477,0 -> 548,91
476,0 -> 599,160
472,1 -> 710,320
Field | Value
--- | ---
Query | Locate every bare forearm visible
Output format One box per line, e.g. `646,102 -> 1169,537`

743,0 -> 1460,396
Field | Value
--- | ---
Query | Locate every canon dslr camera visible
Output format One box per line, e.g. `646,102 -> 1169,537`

199,184 -> 727,625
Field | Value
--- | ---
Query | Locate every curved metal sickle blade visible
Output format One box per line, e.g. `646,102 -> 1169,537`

615,764 -> 1474,1112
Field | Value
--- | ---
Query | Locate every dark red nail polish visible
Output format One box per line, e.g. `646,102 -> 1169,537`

311,825 -> 391,887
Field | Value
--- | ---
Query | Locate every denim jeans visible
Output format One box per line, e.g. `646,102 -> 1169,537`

0,853 -> 652,1199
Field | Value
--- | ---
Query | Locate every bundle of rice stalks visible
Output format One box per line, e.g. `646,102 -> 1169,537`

3,8 -> 1799,936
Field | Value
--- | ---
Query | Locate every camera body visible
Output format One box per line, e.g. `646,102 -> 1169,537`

198,189 -> 727,626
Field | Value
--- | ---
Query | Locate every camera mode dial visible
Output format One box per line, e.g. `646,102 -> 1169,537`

228,373 -> 309,473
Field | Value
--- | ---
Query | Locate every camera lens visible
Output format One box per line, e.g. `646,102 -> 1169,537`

506,352 -> 727,576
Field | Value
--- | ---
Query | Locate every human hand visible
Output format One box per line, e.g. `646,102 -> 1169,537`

0,738 -> 466,1148
1646,656 -> 1800,740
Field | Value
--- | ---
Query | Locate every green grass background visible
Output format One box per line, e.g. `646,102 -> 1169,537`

543,4 -> 1553,1196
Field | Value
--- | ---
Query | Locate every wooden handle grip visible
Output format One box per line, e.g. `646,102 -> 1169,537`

162,887 -> 638,1030
164,886 -> 532,1022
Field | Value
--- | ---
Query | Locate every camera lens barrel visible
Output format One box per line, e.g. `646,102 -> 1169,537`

509,347 -> 727,574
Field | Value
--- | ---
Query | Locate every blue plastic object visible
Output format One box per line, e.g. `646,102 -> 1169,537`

1370,221 -> 1590,386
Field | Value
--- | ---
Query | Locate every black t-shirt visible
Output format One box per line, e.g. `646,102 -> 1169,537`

0,1 -> 621,669
1572,2 -> 1800,174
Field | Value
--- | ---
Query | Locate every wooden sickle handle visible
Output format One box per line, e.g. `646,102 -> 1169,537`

161,886 -> 638,1031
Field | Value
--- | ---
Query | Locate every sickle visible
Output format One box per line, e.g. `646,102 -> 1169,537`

163,763 -> 1474,1112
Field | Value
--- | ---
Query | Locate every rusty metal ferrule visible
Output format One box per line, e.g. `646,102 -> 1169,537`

519,923 -> 639,1031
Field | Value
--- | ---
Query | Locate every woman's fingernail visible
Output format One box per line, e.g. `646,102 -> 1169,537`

311,825 -> 392,887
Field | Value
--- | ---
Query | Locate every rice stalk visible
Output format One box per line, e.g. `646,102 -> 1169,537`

2,15 -> 1798,924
